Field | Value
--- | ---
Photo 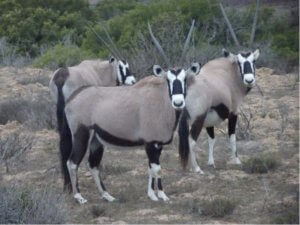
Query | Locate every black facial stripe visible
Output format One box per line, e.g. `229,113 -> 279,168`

125,67 -> 130,76
171,69 -> 182,75
241,52 -> 251,58
172,79 -> 183,95
119,65 -> 125,83
243,61 -> 253,74
121,60 -> 127,65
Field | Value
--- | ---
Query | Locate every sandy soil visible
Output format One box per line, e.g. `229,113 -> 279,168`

0,66 -> 298,223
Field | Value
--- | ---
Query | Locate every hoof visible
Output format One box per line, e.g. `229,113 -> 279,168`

148,191 -> 159,201
228,157 -> 242,165
157,191 -> 169,201
74,193 -> 87,204
102,192 -> 116,202
207,161 -> 216,168
190,166 -> 204,174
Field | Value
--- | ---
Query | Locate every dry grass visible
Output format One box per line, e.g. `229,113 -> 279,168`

0,90 -> 56,130
0,184 -> 68,224
242,155 -> 280,174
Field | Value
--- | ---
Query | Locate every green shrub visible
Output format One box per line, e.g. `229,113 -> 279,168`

242,155 -> 279,174
0,0 -> 95,56
33,43 -> 94,70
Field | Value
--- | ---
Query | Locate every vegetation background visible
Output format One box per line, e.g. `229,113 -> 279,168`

0,0 -> 298,223
0,0 -> 298,73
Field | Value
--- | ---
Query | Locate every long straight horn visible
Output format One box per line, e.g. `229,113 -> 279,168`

148,22 -> 171,67
100,22 -> 124,60
179,19 -> 195,65
87,24 -> 119,59
219,3 -> 240,47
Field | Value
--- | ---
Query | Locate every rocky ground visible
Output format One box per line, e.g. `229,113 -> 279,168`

0,66 -> 298,223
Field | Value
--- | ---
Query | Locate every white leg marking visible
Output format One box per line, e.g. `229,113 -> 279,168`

147,169 -> 158,201
207,135 -> 216,167
149,163 -> 169,201
89,167 -> 115,202
67,160 -> 88,204
102,192 -> 116,202
188,137 -> 204,174
157,190 -> 169,201
74,193 -> 88,204
229,134 -> 241,164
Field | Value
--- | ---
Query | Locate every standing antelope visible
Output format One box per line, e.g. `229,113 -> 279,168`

178,48 -> 260,173
60,21 -> 200,203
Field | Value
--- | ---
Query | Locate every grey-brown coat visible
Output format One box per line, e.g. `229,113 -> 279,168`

179,49 -> 260,173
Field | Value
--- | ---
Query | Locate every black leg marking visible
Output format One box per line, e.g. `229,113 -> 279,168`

69,125 -> 90,193
190,114 -> 206,141
69,125 -> 90,165
88,134 -> 104,168
151,178 -> 155,190
157,178 -> 163,191
228,113 -> 238,136
100,181 -> 106,191
206,127 -> 214,139
211,104 -> 229,120
145,142 -> 162,165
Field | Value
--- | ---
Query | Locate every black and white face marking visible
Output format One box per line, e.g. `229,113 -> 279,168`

166,69 -> 187,109
117,60 -> 136,85
237,49 -> 260,87
153,63 -> 200,110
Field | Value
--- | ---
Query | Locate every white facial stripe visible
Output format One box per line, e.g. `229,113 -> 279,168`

167,71 -> 176,94
177,70 -> 186,93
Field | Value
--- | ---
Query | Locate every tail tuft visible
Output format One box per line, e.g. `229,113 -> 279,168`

178,109 -> 190,169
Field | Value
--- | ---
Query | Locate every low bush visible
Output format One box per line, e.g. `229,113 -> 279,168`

0,129 -> 34,173
33,43 -> 94,70
0,185 -> 68,224
0,90 -> 56,130
189,197 -> 236,218
242,155 -> 279,174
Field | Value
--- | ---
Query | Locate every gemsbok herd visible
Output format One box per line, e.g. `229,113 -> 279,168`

50,19 -> 260,204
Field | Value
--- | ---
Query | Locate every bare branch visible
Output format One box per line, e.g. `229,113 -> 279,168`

250,0 -> 260,46
219,3 -> 240,47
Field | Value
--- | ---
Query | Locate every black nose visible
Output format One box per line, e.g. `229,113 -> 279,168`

173,101 -> 183,107
246,79 -> 253,84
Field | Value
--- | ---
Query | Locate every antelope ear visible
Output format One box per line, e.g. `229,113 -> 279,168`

253,49 -> 260,60
109,56 -> 115,63
187,62 -> 201,76
153,65 -> 166,77
223,48 -> 237,63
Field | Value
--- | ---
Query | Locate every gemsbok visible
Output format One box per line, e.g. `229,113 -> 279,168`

60,20 -> 200,203
178,48 -> 260,173
49,26 -> 136,132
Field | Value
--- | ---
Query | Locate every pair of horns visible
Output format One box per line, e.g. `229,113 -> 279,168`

148,19 -> 195,67
87,22 -> 123,60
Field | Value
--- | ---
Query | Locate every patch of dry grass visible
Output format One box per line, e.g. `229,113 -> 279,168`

242,155 -> 280,174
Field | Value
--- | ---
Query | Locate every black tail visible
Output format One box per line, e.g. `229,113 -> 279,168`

53,68 -> 72,192
178,109 -> 190,169
57,85 -> 72,192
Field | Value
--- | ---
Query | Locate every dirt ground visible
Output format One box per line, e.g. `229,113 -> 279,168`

0,66 -> 298,224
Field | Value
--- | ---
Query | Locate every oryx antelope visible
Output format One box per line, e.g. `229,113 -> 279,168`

178,48 -> 260,173
60,21 -> 200,203
49,57 -> 136,130
49,25 -> 136,131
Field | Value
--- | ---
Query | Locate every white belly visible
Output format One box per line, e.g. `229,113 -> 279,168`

203,109 -> 224,127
